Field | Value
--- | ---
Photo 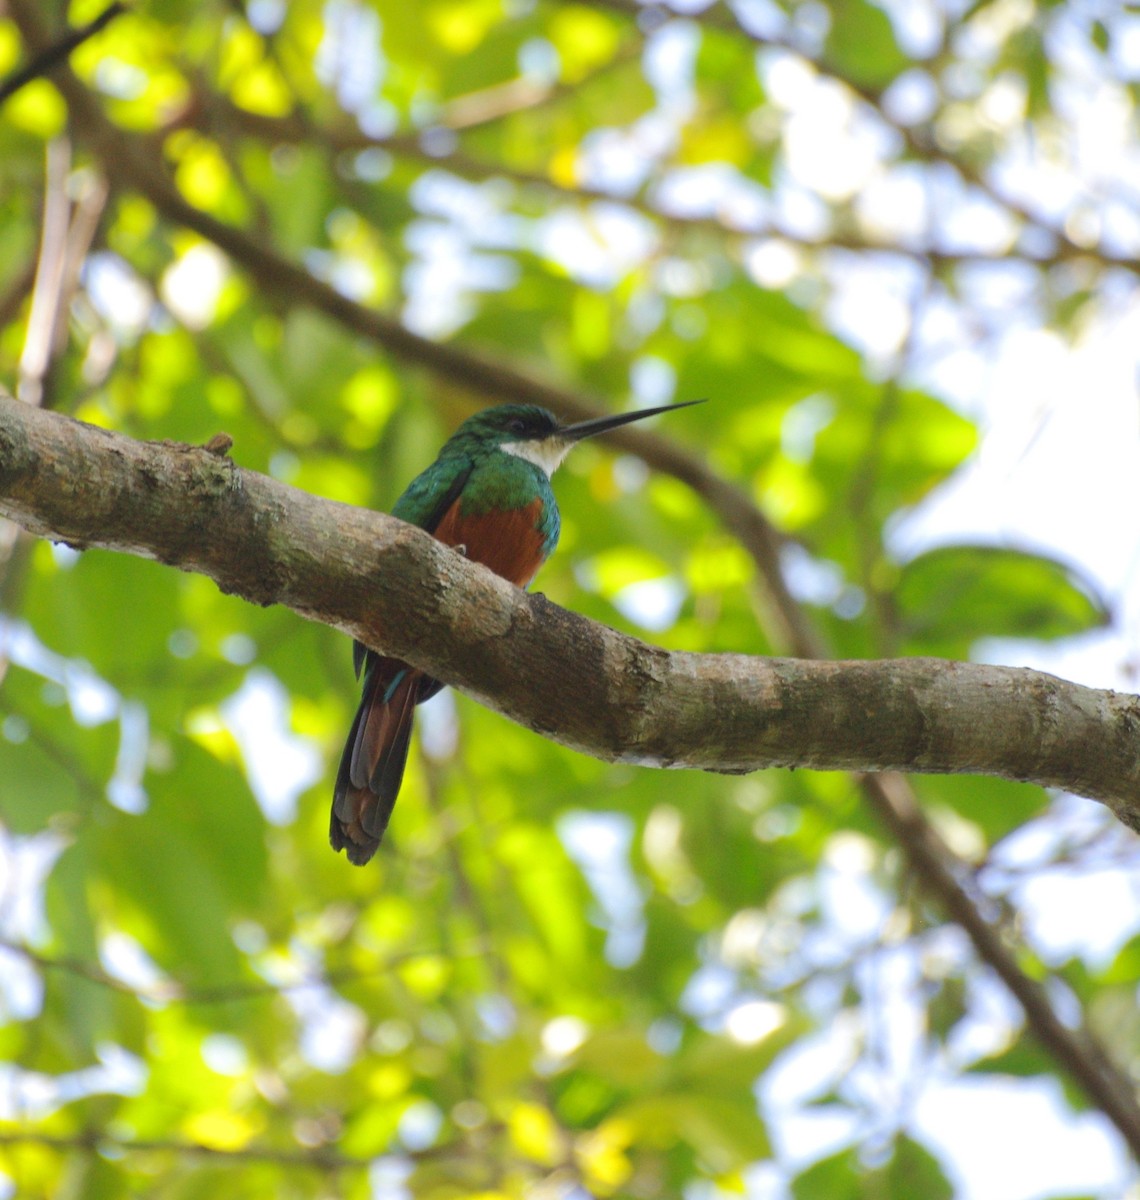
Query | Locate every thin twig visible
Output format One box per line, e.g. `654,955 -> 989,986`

0,1 -> 129,107
0,258 -> 38,332
168,90 -> 1118,274
0,935 -> 492,1007
0,1128 -> 369,1171
577,0 -> 1137,276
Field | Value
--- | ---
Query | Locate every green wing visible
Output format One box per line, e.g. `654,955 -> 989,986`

391,452 -> 474,531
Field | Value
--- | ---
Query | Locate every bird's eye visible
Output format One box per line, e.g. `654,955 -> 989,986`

507,418 -> 527,434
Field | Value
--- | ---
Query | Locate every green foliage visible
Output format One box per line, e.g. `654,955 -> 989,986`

0,0 -> 1134,1196
822,0 -> 910,90
896,545 -> 1107,655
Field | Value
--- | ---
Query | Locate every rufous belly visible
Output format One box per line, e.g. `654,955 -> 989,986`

432,496 -> 549,587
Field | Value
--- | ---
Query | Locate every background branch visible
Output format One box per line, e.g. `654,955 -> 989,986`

0,1129 -> 377,1172
0,1 -> 128,107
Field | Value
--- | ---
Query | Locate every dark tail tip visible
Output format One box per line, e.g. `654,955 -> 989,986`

330,808 -> 380,866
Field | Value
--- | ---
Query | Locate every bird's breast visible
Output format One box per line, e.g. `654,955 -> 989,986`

433,496 -> 553,588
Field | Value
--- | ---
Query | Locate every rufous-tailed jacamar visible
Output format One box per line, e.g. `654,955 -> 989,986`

331,400 -> 700,865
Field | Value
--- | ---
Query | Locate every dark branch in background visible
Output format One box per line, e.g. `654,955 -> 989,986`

0,259 -> 38,332
865,773 -> 1140,1146
0,1 -> 128,107
0,1123 -> 516,1182
0,1127 -> 518,1191
7,0 -> 1140,1160
167,93 -> 1037,270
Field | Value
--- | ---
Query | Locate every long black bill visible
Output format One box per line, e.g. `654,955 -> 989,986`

558,398 -> 706,444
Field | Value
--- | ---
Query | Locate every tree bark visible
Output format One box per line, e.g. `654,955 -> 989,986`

2,392 -> 1139,831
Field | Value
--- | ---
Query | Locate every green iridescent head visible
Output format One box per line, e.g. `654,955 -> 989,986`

450,405 -> 560,448
446,400 -> 705,475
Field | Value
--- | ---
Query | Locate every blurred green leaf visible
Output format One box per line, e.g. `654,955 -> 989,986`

896,545 -> 1108,655
792,1148 -> 863,1200
823,0 -> 909,88
879,1135 -> 954,1200
968,1037 -> 1059,1079
92,738 -> 267,986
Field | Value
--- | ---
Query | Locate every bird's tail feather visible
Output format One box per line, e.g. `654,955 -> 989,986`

330,662 -> 420,865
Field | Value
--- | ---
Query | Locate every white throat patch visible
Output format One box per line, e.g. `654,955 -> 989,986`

501,436 -> 571,478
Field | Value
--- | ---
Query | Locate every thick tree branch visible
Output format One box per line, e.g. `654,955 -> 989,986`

7,387 -> 1140,1146
2,392 -> 1139,827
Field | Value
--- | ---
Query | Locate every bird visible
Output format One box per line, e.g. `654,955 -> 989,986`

330,399 -> 702,865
